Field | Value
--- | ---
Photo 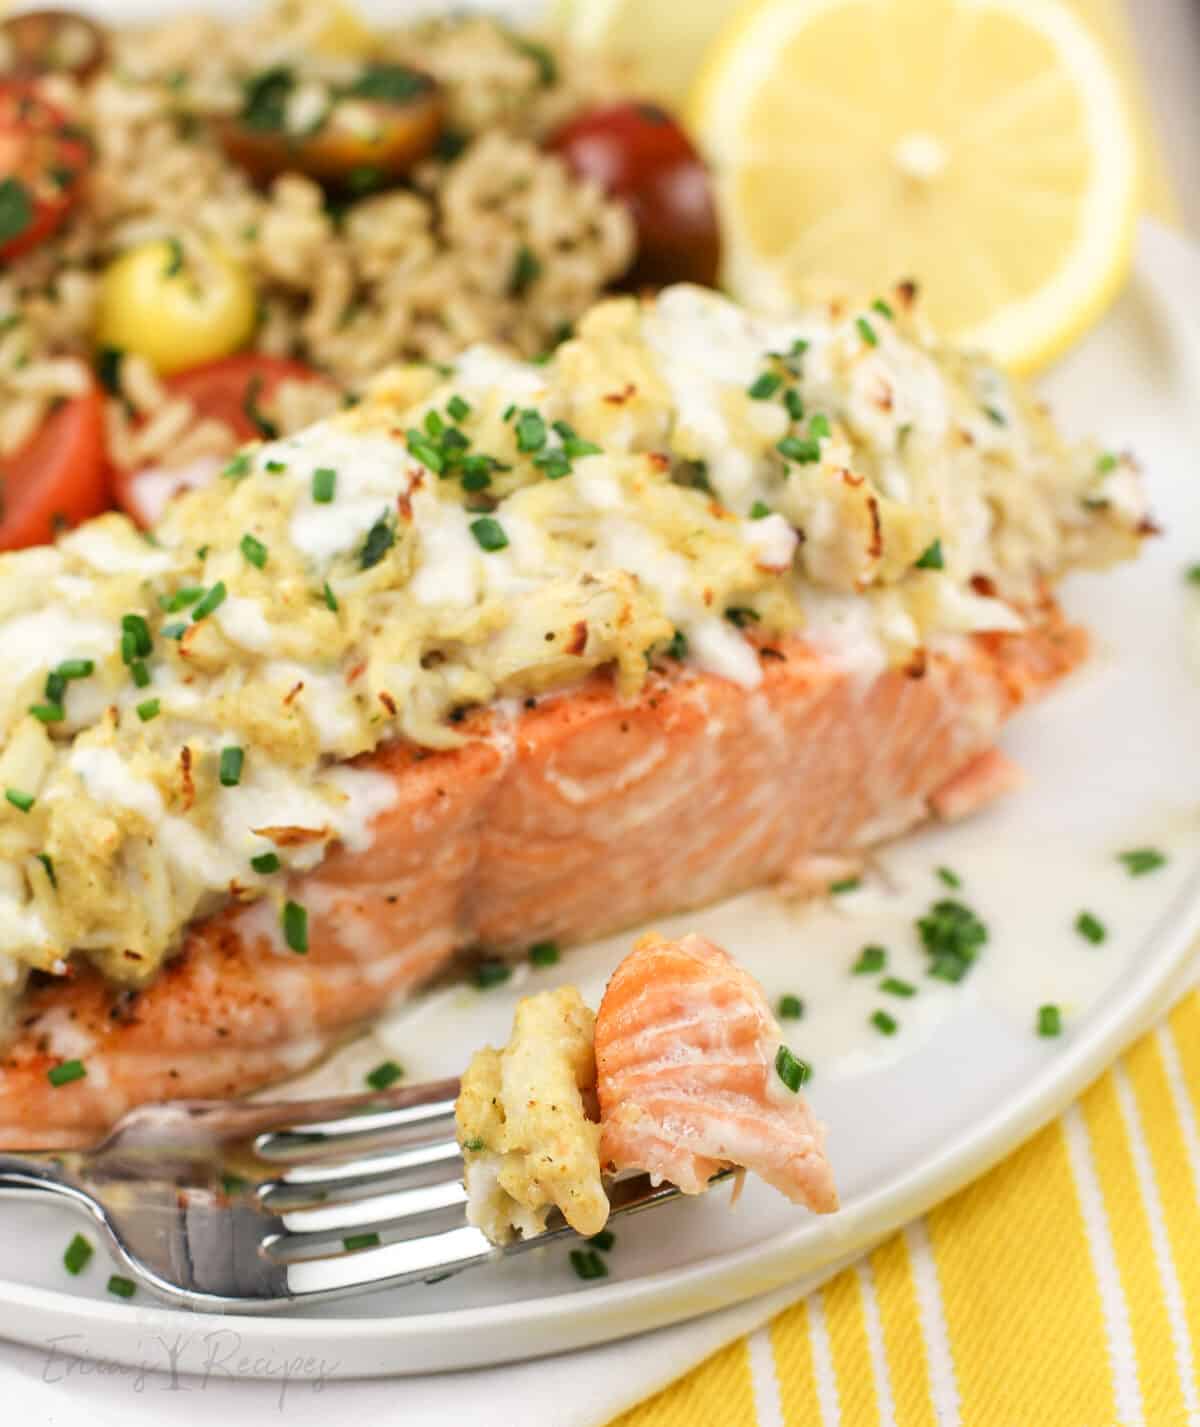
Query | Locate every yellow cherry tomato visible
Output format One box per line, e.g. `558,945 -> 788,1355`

95,239 -> 257,377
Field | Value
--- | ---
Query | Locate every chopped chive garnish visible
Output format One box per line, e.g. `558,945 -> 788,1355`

528,940 -> 560,966
130,660 -> 151,688
871,1009 -> 898,1035
1037,1004 -> 1062,1037
120,612 -> 152,660
5,788 -> 34,813
402,422 -> 442,468
725,606 -> 759,628
191,582 -> 227,621
343,1233 -> 381,1251
775,1044 -> 810,1092
871,298 -> 894,320
323,581 -> 339,612
777,994 -> 804,1020
282,900 -> 308,954
502,403 -> 516,422
470,517 -> 508,552
665,629 -> 688,661
1075,911 -> 1107,944
218,746 -> 244,787
106,1275 -> 136,1299
311,467 -> 337,503
56,658 -> 93,681
29,703 -> 64,723
852,944 -> 886,975
515,409 -> 547,453
159,586 -> 204,613
44,670 -> 65,703
809,412 -> 831,440
265,459 -> 287,474
240,533 -> 268,568
915,539 -> 944,570
360,514 -> 395,569
461,465 -> 493,491
241,373 -> 278,439
63,1233 -> 93,1275
750,500 -> 772,520
553,421 -> 602,460
424,409 -> 444,439
1118,848 -> 1166,877
880,977 -> 916,998
534,449 -> 572,480
570,1249 -> 609,1280
365,1060 -> 404,1091
36,852 -> 56,887
136,698 -> 160,722
1096,452 -> 1118,473
918,898 -> 987,982
463,1137 -> 486,1152
983,405 -> 1006,426
251,851 -> 280,874
473,959 -> 511,989
1186,565 -> 1200,585
223,451 -> 252,481
936,866 -> 961,889
589,1230 -> 615,1252
856,316 -> 879,347
748,372 -> 782,400
784,388 -> 805,421
161,622 -> 187,640
510,244 -> 542,296
48,1059 -> 86,1087
447,394 -> 471,422
829,877 -> 860,894
777,434 -> 821,464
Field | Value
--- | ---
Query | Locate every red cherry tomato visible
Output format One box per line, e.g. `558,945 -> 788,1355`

0,386 -> 108,550
0,82 -> 90,263
112,354 -> 335,526
548,102 -> 721,291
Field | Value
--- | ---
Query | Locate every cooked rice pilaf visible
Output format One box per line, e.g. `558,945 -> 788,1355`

0,1 -> 634,473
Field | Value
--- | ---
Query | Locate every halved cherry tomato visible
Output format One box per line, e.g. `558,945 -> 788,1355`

111,354 -> 335,526
217,64 -> 444,190
0,385 -> 108,550
0,82 -> 90,262
548,102 -> 721,291
0,10 -> 108,81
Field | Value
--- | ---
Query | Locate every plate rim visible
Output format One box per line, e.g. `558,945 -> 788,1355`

1,218 -> 1198,1377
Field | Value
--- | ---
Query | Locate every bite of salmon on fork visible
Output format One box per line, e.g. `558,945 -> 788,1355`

455,930 -> 833,1247
0,282 -> 1150,1150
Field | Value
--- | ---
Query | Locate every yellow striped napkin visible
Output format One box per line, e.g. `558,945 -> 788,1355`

616,991 -> 1200,1426
610,3 -> 1185,1422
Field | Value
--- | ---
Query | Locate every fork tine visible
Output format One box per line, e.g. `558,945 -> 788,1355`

265,1178 -> 469,1245
257,1138 -> 462,1209
253,1094 -> 458,1162
280,1223 -> 497,1298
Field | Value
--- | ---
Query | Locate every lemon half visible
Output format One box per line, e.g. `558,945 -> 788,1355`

689,0 -> 1139,371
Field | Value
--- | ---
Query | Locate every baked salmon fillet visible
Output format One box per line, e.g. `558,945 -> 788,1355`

455,931 -> 833,1244
0,283 -> 1148,1148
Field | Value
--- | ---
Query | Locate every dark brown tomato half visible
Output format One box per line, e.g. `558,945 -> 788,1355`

0,10 -> 107,81
547,101 -> 721,291
217,63 -> 445,190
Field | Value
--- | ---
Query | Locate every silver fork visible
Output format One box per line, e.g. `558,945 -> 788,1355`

0,1080 -> 721,1311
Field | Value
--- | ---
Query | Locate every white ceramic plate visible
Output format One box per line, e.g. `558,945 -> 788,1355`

0,20 -> 1197,1364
